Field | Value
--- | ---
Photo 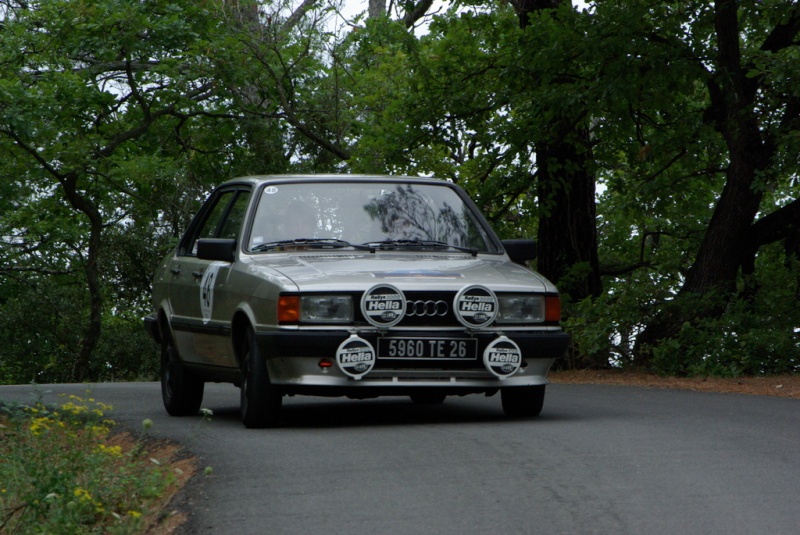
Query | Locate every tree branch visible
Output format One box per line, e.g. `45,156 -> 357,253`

750,197 -> 800,249
283,0 -> 319,32
403,0 -> 434,28
760,3 -> 800,53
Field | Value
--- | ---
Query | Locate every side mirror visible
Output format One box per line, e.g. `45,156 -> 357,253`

196,238 -> 237,263
502,239 -> 537,264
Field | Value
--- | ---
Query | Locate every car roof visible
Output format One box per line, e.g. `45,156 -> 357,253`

218,174 -> 452,188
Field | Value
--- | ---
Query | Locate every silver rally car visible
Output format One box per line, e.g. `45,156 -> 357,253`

145,175 -> 570,427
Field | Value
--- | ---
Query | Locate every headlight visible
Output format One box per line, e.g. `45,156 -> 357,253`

496,294 -> 545,324
300,296 -> 354,323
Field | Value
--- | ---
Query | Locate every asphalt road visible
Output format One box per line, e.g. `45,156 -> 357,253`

1,382 -> 798,534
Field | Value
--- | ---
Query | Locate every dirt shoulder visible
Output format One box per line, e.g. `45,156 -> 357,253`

549,369 -> 800,399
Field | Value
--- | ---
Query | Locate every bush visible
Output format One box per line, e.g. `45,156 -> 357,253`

0,394 -> 180,534
562,247 -> 800,376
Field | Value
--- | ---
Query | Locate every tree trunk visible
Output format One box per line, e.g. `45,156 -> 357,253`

369,0 -> 386,19
74,213 -> 103,382
536,128 -> 602,300
682,1 -> 767,297
511,0 -> 602,302
60,173 -> 104,382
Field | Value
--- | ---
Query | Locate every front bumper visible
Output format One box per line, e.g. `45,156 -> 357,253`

256,329 -> 569,395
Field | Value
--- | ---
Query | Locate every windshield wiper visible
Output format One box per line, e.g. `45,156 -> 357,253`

251,238 -> 375,252
362,239 -> 477,257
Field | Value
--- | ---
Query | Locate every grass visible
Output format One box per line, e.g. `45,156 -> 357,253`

0,392 -> 194,534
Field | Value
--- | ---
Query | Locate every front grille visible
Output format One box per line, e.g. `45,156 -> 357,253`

350,290 -> 460,327
403,291 -> 458,327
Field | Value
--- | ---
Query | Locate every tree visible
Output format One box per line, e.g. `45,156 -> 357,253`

631,1 -> 800,366
0,0 -> 232,381
556,0 -> 800,374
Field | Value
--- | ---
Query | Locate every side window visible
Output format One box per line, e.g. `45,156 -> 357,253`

197,192 -> 235,241
178,189 -> 250,256
218,193 -> 249,240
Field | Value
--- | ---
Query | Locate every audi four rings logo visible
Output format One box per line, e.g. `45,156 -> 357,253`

406,299 -> 448,316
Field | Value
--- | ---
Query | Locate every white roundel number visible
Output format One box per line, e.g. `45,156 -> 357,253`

361,284 -> 406,328
483,336 -> 522,379
336,335 -> 376,379
199,261 -> 227,325
454,285 -> 498,328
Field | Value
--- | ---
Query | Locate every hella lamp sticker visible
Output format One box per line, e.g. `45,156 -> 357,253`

361,284 -> 405,328
483,336 -> 522,379
336,335 -> 376,379
454,285 -> 498,328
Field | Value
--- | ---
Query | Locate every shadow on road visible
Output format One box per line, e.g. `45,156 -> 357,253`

201,394 -> 578,429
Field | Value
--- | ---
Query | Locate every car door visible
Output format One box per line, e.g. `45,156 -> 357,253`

168,187 -> 250,367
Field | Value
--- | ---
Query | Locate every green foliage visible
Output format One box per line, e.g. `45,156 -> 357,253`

0,275 -> 158,385
0,395 -> 178,533
649,248 -> 800,376
0,0 -> 238,383
0,278 -> 86,384
565,242 -> 800,376
343,6 -> 547,236
649,313 -> 800,378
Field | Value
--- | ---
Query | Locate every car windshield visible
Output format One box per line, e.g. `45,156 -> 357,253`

247,181 -> 499,253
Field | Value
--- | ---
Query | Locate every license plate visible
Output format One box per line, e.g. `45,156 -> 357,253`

378,338 -> 477,360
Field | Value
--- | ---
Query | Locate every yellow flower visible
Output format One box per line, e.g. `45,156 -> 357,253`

61,402 -> 86,415
29,416 -> 53,436
74,487 -> 93,503
97,444 -> 123,457
90,424 -> 111,436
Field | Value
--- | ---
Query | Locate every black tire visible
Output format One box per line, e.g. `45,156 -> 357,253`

410,392 -> 447,405
240,327 -> 282,428
501,385 -> 546,418
161,337 -> 204,416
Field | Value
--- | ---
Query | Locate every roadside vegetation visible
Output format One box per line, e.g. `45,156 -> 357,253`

0,394 -> 193,534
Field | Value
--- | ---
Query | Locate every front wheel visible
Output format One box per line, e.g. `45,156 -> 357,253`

161,337 -> 204,416
240,327 -> 282,428
501,385 -> 545,418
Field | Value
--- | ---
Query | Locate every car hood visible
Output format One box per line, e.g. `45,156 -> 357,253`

246,252 -> 555,293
